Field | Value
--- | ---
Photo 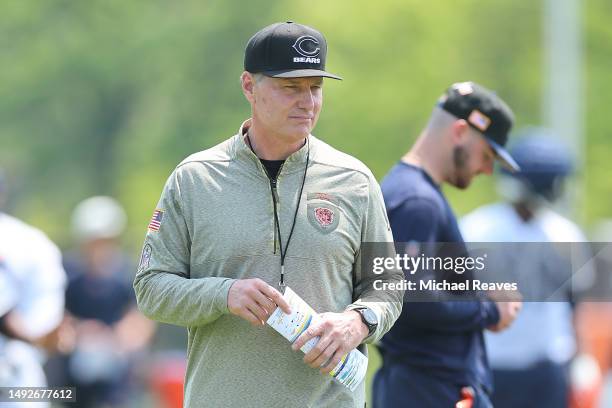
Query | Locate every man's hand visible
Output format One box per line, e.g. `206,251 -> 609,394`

1,311 -> 75,354
33,318 -> 76,354
488,301 -> 522,332
291,310 -> 368,374
227,278 -> 291,326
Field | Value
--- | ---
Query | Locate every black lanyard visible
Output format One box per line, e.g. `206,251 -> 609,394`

246,133 -> 309,291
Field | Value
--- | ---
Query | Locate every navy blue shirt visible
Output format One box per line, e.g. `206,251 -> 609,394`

379,162 -> 500,392
64,252 -> 134,326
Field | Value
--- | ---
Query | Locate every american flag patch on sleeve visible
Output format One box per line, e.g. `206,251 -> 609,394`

148,209 -> 164,232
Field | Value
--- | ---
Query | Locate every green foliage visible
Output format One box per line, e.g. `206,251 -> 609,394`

0,0 -> 609,250
584,0 -> 612,224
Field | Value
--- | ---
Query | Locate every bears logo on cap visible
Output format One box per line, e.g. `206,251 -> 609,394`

292,36 -> 321,57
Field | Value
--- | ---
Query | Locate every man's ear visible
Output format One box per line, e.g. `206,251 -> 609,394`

450,119 -> 470,144
241,71 -> 255,104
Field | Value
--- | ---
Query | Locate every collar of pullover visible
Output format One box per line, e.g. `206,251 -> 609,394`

233,119 -> 312,177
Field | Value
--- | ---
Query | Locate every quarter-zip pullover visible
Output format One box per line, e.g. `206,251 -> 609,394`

134,120 -> 404,408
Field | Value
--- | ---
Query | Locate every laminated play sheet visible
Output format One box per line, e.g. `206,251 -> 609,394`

266,286 -> 368,391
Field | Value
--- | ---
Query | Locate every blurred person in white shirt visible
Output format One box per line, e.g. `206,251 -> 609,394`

461,130 -> 596,408
0,171 -> 68,408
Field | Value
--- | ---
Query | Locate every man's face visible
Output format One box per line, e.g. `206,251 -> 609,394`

450,129 -> 496,189
249,75 -> 323,143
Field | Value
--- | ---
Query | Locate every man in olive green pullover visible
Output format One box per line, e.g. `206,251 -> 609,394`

134,21 -> 404,408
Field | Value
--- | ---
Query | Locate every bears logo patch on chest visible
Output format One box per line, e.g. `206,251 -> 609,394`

314,207 -> 334,227
307,201 -> 340,234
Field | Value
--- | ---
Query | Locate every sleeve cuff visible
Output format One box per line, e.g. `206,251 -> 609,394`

215,278 -> 237,314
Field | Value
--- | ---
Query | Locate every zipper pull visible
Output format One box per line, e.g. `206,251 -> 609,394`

270,178 -> 280,254
270,178 -> 280,204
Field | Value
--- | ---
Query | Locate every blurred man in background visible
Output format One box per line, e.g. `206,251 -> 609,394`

460,130 -> 596,408
0,170 -> 68,408
373,82 -> 521,408
57,196 -> 155,407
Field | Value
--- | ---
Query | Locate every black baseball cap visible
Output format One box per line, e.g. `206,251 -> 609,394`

438,81 -> 519,172
244,21 -> 342,80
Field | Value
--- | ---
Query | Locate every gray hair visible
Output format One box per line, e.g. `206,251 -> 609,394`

240,72 -> 266,84
252,73 -> 265,83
